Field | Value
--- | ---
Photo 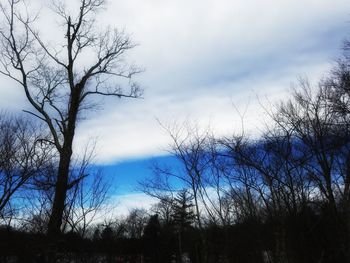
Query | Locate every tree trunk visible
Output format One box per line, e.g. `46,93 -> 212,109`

345,201 -> 350,263
47,89 -> 79,237
274,224 -> 288,263
178,231 -> 182,263
47,146 -> 73,236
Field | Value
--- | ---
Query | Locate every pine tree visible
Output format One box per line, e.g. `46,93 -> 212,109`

143,214 -> 161,263
172,190 -> 195,231
171,189 -> 196,263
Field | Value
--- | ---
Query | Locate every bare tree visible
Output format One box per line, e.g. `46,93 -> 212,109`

220,130 -> 313,263
0,0 -> 142,236
20,140 -> 110,238
274,74 -> 350,261
63,170 -> 110,237
141,122 -> 214,263
201,136 -> 237,226
0,113 -> 53,223
169,123 -> 210,228
124,208 -> 149,239
151,196 -> 174,226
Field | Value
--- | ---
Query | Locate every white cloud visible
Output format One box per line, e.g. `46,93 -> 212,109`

1,0 -> 349,163
107,192 -> 158,218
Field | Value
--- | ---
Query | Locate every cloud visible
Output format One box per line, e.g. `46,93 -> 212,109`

74,60 -> 331,163
107,192 -> 158,218
1,0 -> 350,163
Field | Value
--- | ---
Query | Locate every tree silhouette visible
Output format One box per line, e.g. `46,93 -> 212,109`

0,113 -> 53,222
171,190 -> 195,263
0,0 -> 142,236
143,214 -> 161,263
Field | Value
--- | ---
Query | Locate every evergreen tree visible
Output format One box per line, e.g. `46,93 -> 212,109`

143,214 -> 161,263
172,190 -> 196,231
171,189 -> 196,263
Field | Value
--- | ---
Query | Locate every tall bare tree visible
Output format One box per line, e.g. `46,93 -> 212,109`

0,0 -> 141,236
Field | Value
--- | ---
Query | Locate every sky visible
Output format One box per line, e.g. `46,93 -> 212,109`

78,0 -> 350,162
1,0 -> 350,214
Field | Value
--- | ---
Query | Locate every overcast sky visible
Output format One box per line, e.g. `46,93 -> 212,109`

1,0 -> 350,164
1,0 -> 350,213
82,0 -> 350,163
